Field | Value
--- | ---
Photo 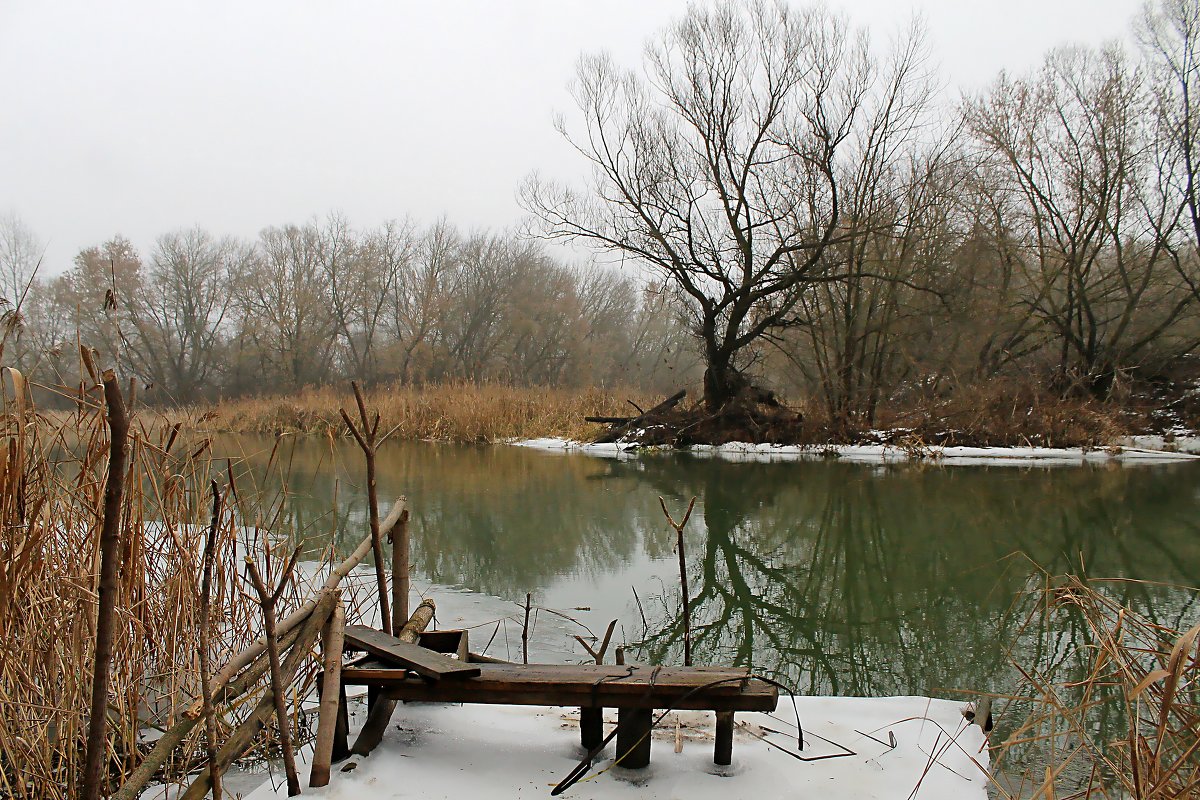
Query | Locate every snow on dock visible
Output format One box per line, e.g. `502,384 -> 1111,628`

246,694 -> 988,800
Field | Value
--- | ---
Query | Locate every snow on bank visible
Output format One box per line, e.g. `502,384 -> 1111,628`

247,695 -> 989,800
516,437 -> 1200,466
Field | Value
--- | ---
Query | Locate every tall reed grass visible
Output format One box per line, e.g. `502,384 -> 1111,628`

990,573 -> 1200,798
183,382 -> 654,443
0,371 -> 330,798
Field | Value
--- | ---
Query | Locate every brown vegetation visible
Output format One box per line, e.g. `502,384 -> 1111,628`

0,365 -> 360,798
990,574 -> 1200,799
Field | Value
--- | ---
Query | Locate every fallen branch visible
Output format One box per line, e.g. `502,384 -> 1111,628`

595,390 -> 685,444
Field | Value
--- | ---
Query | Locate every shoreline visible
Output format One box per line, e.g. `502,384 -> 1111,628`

514,436 -> 1200,466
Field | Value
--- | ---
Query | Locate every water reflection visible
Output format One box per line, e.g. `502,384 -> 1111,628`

214,435 -> 1200,698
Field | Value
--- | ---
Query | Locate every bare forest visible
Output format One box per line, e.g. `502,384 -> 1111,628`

5,0 -> 1200,437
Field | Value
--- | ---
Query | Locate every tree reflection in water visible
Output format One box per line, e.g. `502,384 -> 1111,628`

216,434 -> 1200,704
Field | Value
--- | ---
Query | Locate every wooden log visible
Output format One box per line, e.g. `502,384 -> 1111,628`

350,598 -> 436,756
397,598 -> 435,643
389,498 -> 410,634
616,707 -> 653,768
309,598 -> 345,788
179,594 -> 337,800
585,416 -> 632,425
595,390 -> 686,444
186,500 -> 404,720
714,711 -> 734,765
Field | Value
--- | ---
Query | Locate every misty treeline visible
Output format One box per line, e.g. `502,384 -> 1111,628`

0,215 -> 698,402
5,0 -> 1200,424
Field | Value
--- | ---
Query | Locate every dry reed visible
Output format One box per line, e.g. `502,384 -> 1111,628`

177,382 -> 654,444
0,370 -> 347,798
989,573 -> 1200,799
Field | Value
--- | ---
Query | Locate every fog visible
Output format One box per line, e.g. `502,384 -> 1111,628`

1,0 -> 1142,272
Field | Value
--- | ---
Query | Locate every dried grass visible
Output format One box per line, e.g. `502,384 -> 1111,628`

0,372 -> 341,798
989,572 -> 1200,799
177,382 -> 653,444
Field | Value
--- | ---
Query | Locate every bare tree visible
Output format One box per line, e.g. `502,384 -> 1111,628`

524,1 -> 872,410
121,228 -> 243,401
0,212 -> 42,310
964,45 -> 1195,394
234,224 -> 336,390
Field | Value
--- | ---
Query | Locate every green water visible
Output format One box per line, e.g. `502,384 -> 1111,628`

216,435 -> 1200,699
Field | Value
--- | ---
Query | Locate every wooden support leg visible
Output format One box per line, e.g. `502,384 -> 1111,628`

714,711 -> 734,766
331,682 -> 350,762
580,707 -> 603,751
367,684 -> 381,714
616,707 -> 653,769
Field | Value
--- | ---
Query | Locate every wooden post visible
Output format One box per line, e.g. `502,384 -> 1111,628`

309,598 -> 345,788
580,707 -> 604,750
197,482 -> 224,800
390,499 -> 410,634
714,711 -> 734,765
616,707 -> 653,768
522,593 -> 532,665
81,369 -> 128,800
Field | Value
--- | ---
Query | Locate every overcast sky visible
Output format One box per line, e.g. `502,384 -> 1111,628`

1,0 -> 1146,273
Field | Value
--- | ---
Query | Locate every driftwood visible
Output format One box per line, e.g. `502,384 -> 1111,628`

179,593 -> 338,800
309,598 -> 346,788
81,369 -> 128,800
594,390 -> 686,444
584,415 -> 632,425
350,598 -> 436,756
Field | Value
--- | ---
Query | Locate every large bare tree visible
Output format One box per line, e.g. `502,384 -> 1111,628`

523,0 -> 872,410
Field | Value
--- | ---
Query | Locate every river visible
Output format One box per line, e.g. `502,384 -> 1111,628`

214,435 -> 1200,700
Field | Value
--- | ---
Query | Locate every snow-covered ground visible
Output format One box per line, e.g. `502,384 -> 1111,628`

516,437 -> 1200,466
246,695 -> 989,800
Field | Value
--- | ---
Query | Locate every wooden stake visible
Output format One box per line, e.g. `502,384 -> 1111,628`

659,496 -> 697,666
81,369 -> 128,800
522,593 -> 532,665
339,381 -> 391,635
309,597 -> 346,788
390,498 -> 410,633
246,550 -> 303,796
197,481 -> 224,800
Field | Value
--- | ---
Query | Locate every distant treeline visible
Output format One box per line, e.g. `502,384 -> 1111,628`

4,0 -> 1200,424
1,218 -> 701,404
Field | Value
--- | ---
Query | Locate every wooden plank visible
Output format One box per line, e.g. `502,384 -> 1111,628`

342,662 -> 778,712
342,625 -> 480,681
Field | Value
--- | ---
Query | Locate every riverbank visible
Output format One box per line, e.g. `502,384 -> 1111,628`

516,437 -> 1200,466
175,379 -> 1200,452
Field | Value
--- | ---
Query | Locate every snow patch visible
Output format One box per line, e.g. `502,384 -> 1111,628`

515,438 -> 1200,466
246,695 -> 989,800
